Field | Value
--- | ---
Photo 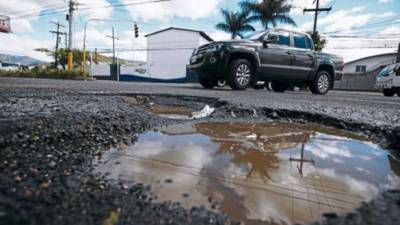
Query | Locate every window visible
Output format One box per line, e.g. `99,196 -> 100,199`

355,65 -> 367,73
276,32 -> 290,46
294,35 -> 308,49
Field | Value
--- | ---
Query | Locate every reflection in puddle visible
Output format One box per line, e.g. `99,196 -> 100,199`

95,122 -> 400,225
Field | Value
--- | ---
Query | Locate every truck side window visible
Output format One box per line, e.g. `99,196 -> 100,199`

294,35 -> 308,49
276,32 -> 290,46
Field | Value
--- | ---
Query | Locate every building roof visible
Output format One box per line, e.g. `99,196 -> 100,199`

145,27 -> 214,42
345,53 -> 397,65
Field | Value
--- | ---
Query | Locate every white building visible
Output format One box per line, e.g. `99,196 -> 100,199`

335,53 -> 398,91
344,53 -> 397,74
144,27 -> 213,82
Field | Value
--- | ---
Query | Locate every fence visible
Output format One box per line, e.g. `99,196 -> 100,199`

334,67 -> 384,91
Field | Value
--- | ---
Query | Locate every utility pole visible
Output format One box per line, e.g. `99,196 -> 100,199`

289,134 -> 315,177
397,43 -> 400,63
66,0 -> 76,70
50,21 -> 66,69
303,0 -> 332,41
63,33 -> 68,49
106,27 -> 119,64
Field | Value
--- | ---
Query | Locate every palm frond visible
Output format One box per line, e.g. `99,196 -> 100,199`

274,14 -> 297,26
215,23 -> 231,32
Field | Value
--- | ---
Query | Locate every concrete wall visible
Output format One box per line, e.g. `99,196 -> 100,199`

147,29 -> 210,80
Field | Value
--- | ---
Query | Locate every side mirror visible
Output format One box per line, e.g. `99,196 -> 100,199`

396,66 -> 400,76
263,34 -> 278,47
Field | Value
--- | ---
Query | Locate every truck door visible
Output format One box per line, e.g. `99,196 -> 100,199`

259,31 -> 293,81
289,34 -> 315,82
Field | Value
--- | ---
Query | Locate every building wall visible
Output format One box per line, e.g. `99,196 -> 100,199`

335,54 -> 397,91
147,29 -> 210,80
344,54 -> 396,73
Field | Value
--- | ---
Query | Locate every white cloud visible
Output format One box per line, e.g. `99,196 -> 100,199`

289,0 -> 333,15
379,0 -> 393,3
0,33 -> 52,62
75,0 -> 113,20
323,37 -> 397,62
208,31 -> 231,41
377,26 -> 400,35
300,6 -> 376,33
122,0 -> 222,21
0,0 -> 114,61
0,0 -> 45,33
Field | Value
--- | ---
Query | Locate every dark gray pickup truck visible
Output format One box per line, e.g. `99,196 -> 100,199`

188,28 -> 344,95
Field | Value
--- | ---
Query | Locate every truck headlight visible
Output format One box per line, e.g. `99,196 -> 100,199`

205,43 -> 223,53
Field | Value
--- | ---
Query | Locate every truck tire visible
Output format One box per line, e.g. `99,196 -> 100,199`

227,59 -> 253,90
217,80 -> 226,87
311,70 -> 332,95
271,82 -> 287,93
383,88 -> 396,97
199,76 -> 218,89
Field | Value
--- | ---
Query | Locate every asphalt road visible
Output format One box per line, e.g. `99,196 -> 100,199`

0,77 -> 399,128
1,77 -> 399,225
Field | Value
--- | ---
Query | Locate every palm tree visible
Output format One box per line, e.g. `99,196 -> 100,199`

216,9 -> 256,39
240,0 -> 296,29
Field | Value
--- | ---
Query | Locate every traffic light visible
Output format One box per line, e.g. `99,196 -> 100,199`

134,23 -> 139,38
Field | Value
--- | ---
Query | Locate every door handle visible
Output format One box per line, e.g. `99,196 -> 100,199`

286,51 -> 292,55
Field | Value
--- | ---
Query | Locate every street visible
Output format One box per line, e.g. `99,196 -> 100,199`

0,77 -> 399,225
1,77 -> 399,127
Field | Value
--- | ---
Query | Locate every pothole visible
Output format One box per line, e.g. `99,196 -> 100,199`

94,122 -> 400,225
121,95 -> 215,119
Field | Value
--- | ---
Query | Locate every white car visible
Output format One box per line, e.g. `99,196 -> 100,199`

376,63 -> 400,97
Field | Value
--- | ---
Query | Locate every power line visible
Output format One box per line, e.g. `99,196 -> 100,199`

3,0 -> 173,21
78,0 -> 173,11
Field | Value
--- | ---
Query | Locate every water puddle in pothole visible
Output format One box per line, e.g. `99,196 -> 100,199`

95,122 -> 400,225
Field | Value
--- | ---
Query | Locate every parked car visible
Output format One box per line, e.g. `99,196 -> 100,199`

376,63 -> 400,97
188,28 -> 344,95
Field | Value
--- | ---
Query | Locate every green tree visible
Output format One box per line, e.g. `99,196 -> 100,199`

50,49 -> 89,70
216,9 -> 256,39
240,0 -> 296,29
307,31 -> 326,52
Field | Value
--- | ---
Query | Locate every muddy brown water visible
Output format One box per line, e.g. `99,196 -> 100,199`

95,122 -> 400,225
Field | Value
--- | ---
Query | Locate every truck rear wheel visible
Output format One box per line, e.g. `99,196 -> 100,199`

271,82 -> 287,93
199,76 -> 218,89
383,88 -> 396,97
227,59 -> 253,90
311,71 -> 332,95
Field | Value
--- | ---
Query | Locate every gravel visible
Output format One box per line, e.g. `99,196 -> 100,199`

0,77 -> 399,225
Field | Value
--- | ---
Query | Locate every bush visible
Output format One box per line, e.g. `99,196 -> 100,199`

0,69 -> 83,80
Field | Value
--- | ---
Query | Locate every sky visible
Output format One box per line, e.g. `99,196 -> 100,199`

0,0 -> 399,63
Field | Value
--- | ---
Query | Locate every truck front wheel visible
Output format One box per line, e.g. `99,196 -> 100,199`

311,71 -> 332,95
199,76 -> 218,89
227,59 -> 253,90
383,88 -> 396,97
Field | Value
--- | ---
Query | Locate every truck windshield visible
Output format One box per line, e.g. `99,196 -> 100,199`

244,31 -> 267,40
378,66 -> 390,77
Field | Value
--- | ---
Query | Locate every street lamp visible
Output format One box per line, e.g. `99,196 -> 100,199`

82,18 -> 136,80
